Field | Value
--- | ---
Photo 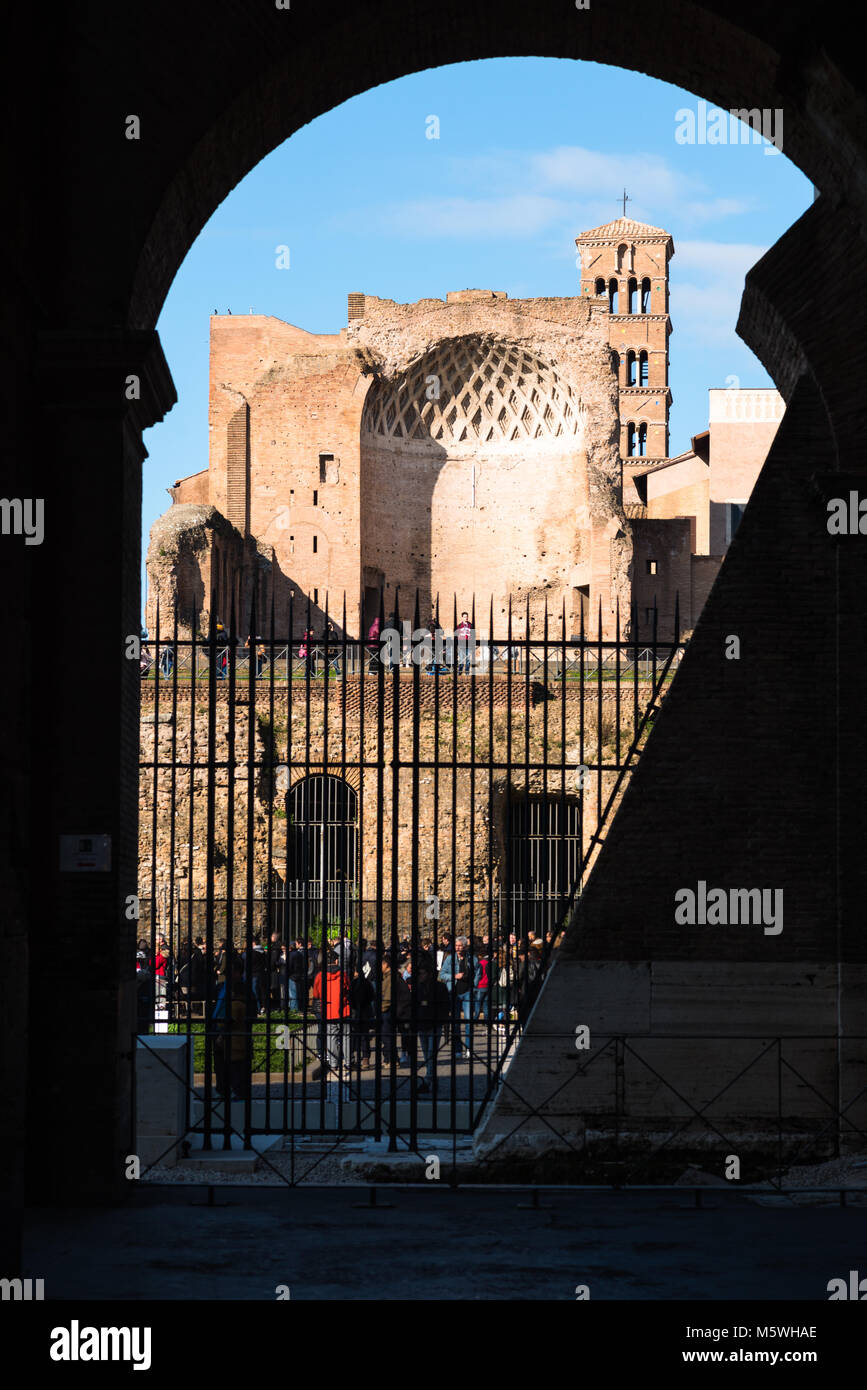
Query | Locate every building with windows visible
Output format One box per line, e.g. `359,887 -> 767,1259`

627,385 -> 785,633
575,217 -> 784,635
576,216 -> 672,464
146,215 -> 781,649
140,218 -> 785,912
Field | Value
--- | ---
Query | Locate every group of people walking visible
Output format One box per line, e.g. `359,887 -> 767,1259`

136,926 -> 553,1100
365,611 -> 479,674
139,611 -> 527,683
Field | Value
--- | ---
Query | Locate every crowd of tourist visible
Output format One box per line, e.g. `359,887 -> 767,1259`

135,927 -> 554,1098
140,612 -> 525,681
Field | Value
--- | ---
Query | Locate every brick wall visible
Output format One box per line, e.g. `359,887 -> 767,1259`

646,453 -> 711,554
630,517 -> 693,637
476,371 -> 867,1154
139,685 -> 640,901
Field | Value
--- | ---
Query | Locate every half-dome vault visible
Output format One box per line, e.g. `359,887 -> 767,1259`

361,337 -> 584,448
359,331 -> 611,628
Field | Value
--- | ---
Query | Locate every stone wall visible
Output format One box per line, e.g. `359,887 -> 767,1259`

352,293 -> 627,635
145,503 -> 263,639
158,291 -> 632,642
138,685 -> 636,908
475,367 -> 867,1159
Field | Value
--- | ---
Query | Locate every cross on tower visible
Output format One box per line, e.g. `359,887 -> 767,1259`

619,188 -> 631,218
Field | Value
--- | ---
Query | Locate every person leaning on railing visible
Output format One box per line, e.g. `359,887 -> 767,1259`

158,642 -> 175,680
298,629 -> 316,677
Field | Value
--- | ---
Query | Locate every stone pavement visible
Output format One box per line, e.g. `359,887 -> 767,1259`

23,1187 -> 867,1300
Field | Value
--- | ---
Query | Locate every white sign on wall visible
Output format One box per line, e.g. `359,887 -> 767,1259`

59,834 -> 112,872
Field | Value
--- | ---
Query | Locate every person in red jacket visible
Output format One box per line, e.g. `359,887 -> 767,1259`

455,612 -> 474,674
154,936 -> 170,1009
311,949 -> 350,1079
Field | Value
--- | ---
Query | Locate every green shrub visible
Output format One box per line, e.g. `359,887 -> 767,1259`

167,1016 -> 305,1071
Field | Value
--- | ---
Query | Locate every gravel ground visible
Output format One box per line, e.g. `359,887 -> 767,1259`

143,1147 -> 359,1186
676,1153 -> 867,1205
142,1145 -> 867,1196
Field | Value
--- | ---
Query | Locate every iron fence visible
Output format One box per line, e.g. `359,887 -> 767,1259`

139,893 -> 576,955
140,639 -> 679,683
133,1027 -> 867,1190
137,589 -> 685,1159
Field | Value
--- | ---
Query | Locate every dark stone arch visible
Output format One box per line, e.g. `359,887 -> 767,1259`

6,1 -> 867,1216
118,2 -> 867,345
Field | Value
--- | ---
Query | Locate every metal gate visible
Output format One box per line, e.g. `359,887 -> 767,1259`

137,591 -> 683,1163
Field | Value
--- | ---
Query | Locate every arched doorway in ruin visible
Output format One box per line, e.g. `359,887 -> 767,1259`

287,774 -> 358,920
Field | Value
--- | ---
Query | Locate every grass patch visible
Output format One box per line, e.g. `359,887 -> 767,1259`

167,1015 -> 306,1071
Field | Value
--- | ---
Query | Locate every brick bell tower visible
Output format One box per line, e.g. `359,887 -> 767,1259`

576,215 -> 674,472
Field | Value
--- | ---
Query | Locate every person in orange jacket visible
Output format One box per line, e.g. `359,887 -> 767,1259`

311,949 -> 350,1079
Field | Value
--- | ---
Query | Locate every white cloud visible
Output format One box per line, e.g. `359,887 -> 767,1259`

532,146 -> 686,205
675,240 -> 766,275
378,193 -> 570,238
367,144 -> 754,242
356,151 -> 769,349
675,284 -> 747,344
673,241 -> 768,343
680,197 -> 753,223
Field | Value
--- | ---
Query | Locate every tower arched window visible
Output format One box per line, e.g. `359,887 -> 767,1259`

638,422 -> 648,456
626,422 -> 636,456
616,243 -> 628,272
641,277 -> 651,313
595,277 -> 606,297
626,350 -> 637,386
608,278 -> 619,314
639,351 -> 649,386
627,277 -> 637,313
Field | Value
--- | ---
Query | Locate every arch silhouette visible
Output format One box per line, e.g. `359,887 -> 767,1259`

13,1 -> 867,1206
123,0 -> 867,393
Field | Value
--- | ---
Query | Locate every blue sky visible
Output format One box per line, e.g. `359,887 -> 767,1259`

142,56 -> 811,615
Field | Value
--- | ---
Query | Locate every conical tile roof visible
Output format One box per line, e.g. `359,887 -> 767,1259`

576,217 -> 672,241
